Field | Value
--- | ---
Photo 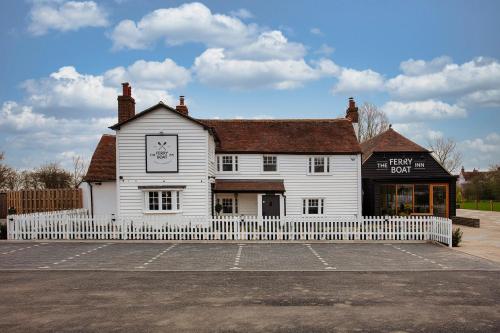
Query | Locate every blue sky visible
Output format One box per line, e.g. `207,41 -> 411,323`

1,0 -> 499,171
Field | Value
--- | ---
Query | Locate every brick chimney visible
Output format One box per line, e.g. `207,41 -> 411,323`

345,97 -> 359,140
345,97 -> 359,123
117,82 -> 135,123
175,95 -> 189,115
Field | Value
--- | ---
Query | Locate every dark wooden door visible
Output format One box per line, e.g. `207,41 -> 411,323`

262,195 -> 280,217
0,193 -> 7,219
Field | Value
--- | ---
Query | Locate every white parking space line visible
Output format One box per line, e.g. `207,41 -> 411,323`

230,244 -> 245,270
304,244 -> 336,270
135,244 -> 177,269
391,245 -> 448,269
51,243 -> 113,266
2,243 -> 47,255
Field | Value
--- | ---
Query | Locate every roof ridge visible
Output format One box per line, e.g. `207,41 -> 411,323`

199,118 -> 349,122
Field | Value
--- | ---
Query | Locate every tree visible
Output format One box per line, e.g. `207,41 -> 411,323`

427,137 -> 463,174
358,102 -> 390,143
0,152 -> 18,191
70,155 -> 88,187
32,163 -> 72,189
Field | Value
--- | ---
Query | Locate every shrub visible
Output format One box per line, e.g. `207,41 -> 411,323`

452,227 -> 463,247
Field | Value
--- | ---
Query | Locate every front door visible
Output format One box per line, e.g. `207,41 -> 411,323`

431,185 -> 448,217
262,195 -> 280,217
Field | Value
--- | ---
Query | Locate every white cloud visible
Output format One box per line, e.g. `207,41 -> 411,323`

310,27 -> 323,35
314,43 -> 335,56
22,65 -> 175,115
193,48 -> 333,90
461,132 -> 500,169
110,2 -> 257,50
0,100 -> 114,168
399,56 -> 453,76
229,8 -> 254,19
104,58 -> 191,90
391,122 -> 443,144
227,31 -> 306,60
381,100 -> 467,121
332,68 -> 385,93
459,89 -> 500,107
28,0 -> 108,36
386,57 -> 500,101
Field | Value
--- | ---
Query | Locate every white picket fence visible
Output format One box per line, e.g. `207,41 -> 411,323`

7,210 -> 453,247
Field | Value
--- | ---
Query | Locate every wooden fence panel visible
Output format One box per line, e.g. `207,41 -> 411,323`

6,189 -> 82,214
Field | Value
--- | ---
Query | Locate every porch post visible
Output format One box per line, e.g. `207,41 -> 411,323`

279,194 -> 285,218
257,193 -> 263,217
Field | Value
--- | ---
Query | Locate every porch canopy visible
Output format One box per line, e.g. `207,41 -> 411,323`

213,179 -> 285,193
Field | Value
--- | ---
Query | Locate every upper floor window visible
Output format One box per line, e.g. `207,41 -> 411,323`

302,198 -> 324,215
263,155 -> 278,172
145,190 -> 181,212
308,156 -> 330,174
217,155 -> 238,172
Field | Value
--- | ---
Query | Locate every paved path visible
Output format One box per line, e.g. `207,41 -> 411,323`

456,209 -> 500,263
1,242 -> 499,271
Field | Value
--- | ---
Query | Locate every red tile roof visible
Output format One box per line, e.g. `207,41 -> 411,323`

214,179 -> 285,193
200,119 -> 361,154
85,106 -> 361,182
360,128 -> 428,162
83,135 -> 116,182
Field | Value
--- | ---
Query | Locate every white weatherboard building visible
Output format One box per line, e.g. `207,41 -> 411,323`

81,83 -> 362,218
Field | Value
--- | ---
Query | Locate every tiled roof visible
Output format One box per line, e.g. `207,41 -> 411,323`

214,179 -> 285,193
85,106 -> 361,182
200,119 -> 361,154
360,128 -> 428,162
83,135 -> 116,182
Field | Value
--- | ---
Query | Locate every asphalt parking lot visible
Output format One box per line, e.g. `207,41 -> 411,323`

1,241 -> 499,271
1,242 -> 500,332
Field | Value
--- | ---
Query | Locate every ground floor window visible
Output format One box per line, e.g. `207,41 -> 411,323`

217,196 -> 238,214
144,190 -> 181,212
378,184 -> 448,217
303,198 -> 324,215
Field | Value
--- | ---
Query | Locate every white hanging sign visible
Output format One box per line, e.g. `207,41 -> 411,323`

145,134 -> 178,173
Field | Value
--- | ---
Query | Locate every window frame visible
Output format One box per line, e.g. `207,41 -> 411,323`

216,195 -> 239,215
143,189 -> 182,214
302,198 -> 325,215
262,155 -> 278,173
307,156 -> 331,175
217,155 -> 239,173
